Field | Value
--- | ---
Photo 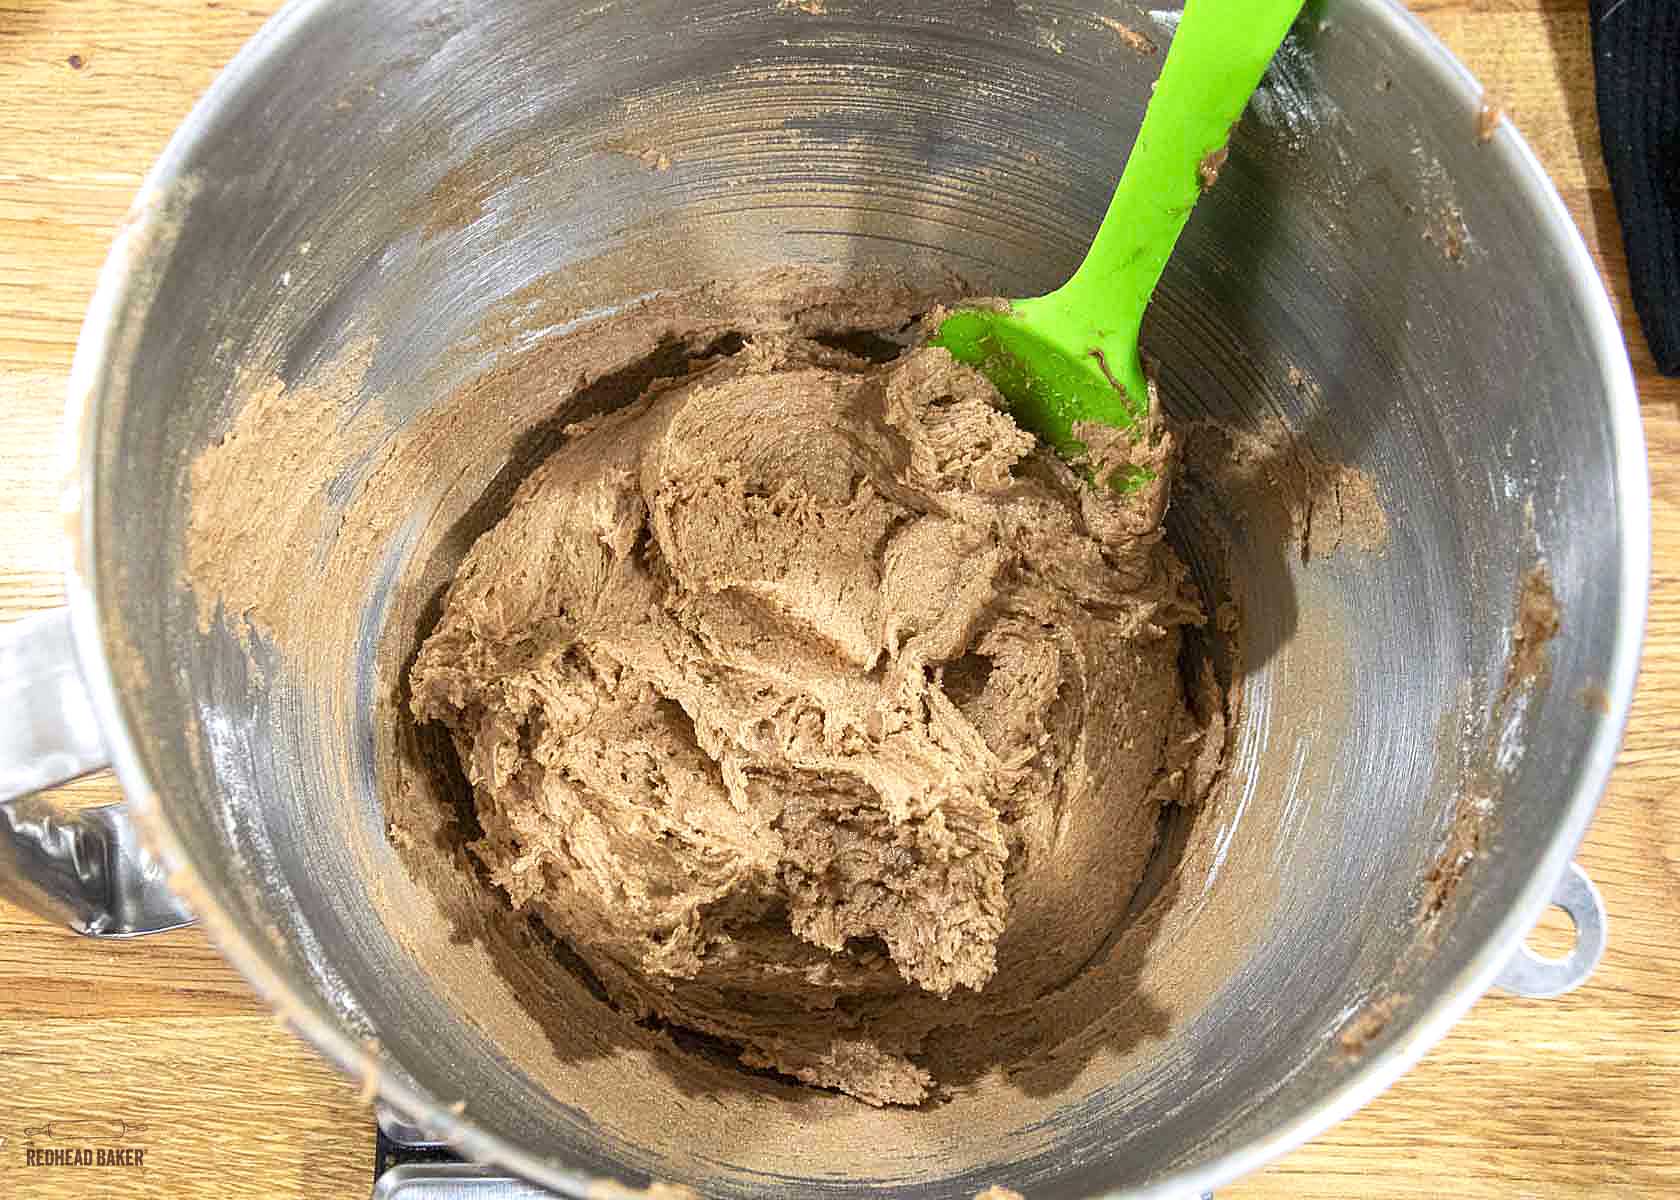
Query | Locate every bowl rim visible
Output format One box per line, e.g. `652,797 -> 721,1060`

58,1 -> 1651,1196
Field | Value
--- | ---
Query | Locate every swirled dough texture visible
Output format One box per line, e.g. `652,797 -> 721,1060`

409,332 -> 1216,1105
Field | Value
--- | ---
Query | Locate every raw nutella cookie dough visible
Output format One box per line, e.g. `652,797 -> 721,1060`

408,316 -> 1224,1105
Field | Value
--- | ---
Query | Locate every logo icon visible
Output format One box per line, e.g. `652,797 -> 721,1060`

21,1119 -> 151,1146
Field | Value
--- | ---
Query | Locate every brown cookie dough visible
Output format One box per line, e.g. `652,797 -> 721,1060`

409,325 -> 1216,1105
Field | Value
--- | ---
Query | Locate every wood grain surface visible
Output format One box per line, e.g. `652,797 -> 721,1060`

1,1 -> 1676,1196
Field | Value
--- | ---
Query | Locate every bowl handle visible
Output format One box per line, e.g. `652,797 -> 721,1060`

1493,861 -> 1608,999
0,608 -> 193,937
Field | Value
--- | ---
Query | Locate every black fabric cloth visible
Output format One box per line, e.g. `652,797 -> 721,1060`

1590,0 -> 1680,376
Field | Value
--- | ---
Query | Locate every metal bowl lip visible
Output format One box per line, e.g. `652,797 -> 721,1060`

58,0 -> 1650,1196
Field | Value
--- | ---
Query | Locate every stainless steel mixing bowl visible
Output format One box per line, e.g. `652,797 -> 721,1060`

0,1 -> 1649,1196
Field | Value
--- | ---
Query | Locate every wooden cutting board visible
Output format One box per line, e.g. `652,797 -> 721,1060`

1,2 -> 1675,1196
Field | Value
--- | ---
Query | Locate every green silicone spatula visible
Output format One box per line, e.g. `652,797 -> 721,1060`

932,0 -> 1304,486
